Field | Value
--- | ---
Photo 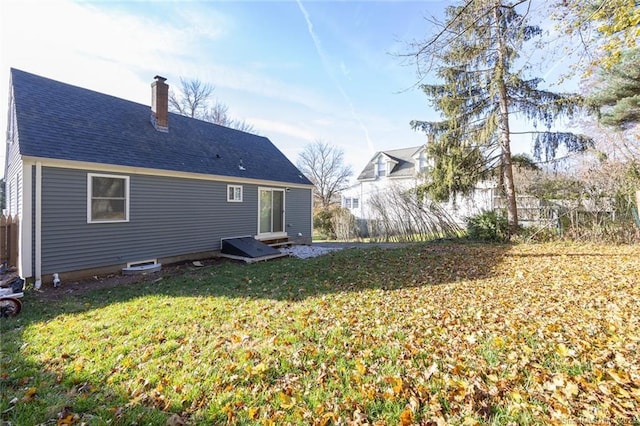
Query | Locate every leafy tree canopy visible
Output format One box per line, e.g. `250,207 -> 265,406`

555,0 -> 639,71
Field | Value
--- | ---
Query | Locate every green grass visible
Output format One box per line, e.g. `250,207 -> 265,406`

1,242 -> 639,425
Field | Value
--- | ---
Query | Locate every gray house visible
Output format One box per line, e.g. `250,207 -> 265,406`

4,69 -> 313,284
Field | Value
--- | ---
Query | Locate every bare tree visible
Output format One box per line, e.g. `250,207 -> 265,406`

169,78 -> 213,118
367,185 -> 462,242
296,140 -> 353,208
205,102 -> 230,126
169,77 -> 256,133
204,103 -> 255,133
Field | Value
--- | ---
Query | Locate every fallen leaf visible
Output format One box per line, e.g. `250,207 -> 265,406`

399,408 -> 413,426
22,387 -> 37,402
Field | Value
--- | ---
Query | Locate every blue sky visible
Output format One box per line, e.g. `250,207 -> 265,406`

0,0 -> 572,180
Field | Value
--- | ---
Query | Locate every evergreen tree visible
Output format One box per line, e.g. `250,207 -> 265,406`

591,48 -> 640,129
408,0 -> 591,233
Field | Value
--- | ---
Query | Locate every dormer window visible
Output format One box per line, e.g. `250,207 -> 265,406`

376,156 -> 387,178
414,149 -> 432,174
418,150 -> 427,172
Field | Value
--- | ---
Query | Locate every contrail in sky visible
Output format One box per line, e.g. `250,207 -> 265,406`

296,0 -> 376,154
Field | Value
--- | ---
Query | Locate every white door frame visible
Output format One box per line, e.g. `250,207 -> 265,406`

256,187 -> 287,239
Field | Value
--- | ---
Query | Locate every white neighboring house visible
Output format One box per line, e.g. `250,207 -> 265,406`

340,146 -> 496,230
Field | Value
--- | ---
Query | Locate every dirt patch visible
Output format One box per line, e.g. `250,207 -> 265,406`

31,258 -> 227,302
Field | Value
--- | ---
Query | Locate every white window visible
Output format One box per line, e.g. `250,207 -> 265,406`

376,157 -> 387,177
418,151 -> 428,172
88,174 -> 129,223
343,197 -> 360,209
227,185 -> 243,202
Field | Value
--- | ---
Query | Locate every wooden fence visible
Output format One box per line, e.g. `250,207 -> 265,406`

1,215 -> 19,268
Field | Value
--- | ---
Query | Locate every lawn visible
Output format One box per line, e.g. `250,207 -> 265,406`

1,242 -> 639,425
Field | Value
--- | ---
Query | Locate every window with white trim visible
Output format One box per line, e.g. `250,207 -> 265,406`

376,156 -> 387,177
88,174 -> 129,223
343,197 -> 360,209
418,150 -> 428,172
227,185 -> 243,202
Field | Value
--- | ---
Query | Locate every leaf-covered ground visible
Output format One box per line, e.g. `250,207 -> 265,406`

1,242 -> 639,425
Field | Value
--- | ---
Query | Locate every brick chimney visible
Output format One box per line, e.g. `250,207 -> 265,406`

151,75 -> 169,132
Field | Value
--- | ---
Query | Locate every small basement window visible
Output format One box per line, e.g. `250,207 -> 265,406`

123,259 -> 161,275
126,259 -> 158,268
88,173 -> 129,223
228,185 -> 243,202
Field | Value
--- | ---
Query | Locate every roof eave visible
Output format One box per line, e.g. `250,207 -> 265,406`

21,155 -> 315,188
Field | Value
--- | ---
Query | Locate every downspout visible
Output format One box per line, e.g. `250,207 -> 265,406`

34,161 -> 42,288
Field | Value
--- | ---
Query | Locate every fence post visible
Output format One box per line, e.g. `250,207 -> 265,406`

0,215 -> 6,264
1,215 -> 19,268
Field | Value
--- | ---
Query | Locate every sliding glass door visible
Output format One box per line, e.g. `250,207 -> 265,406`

259,188 -> 285,235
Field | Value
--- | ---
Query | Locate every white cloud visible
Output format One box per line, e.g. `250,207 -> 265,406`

175,7 -> 232,41
250,118 -> 316,142
0,0 -> 198,107
195,63 -> 335,113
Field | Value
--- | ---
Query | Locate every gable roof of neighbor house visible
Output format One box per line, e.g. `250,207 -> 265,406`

356,146 -> 424,181
9,68 -> 313,186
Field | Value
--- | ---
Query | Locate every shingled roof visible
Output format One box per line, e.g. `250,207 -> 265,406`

10,68 -> 312,186
356,146 -> 423,181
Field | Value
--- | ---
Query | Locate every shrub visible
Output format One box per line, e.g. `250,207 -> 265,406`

466,210 -> 509,242
513,225 -> 559,243
332,208 -> 359,241
313,207 -> 336,239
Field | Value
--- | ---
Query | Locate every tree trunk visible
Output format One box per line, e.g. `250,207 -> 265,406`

493,1 -> 518,235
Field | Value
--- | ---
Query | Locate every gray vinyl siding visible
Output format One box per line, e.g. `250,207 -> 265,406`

40,166 -> 311,275
5,99 -> 23,217
285,187 -> 312,240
